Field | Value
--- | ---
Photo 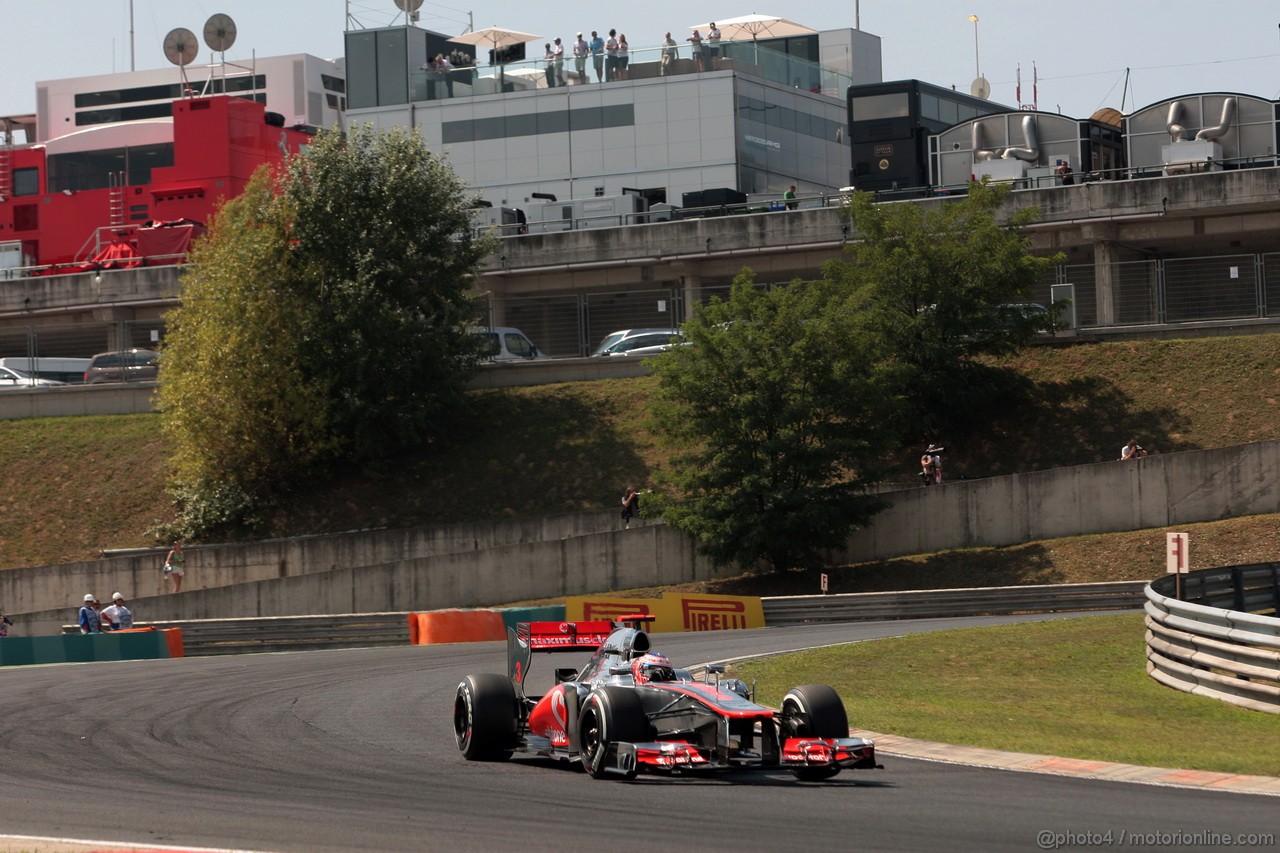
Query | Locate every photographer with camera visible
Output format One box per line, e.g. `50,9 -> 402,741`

1120,438 -> 1148,461
920,444 -> 945,485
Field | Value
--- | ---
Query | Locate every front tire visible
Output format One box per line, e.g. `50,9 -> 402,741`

782,684 -> 848,781
579,686 -> 649,780
454,674 -> 517,761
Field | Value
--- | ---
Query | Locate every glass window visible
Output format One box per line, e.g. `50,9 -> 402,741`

375,28 -> 408,106
503,333 -> 534,357
850,93 -> 909,121
345,31 -> 378,109
12,167 -> 38,197
920,94 -> 940,121
939,98 -> 959,125
537,111 -> 568,135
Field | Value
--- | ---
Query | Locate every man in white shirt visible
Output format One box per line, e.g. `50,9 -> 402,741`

552,37 -> 565,86
706,23 -> 721,68
101,592 -> 133,631
573,33 -> 589,83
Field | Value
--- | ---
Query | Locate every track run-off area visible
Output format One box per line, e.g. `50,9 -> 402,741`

0,614 -> 1275,853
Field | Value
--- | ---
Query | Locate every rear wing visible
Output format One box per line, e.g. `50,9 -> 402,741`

507,620 -> 614,694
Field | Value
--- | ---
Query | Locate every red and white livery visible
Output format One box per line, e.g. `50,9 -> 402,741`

453,615 -> 882,781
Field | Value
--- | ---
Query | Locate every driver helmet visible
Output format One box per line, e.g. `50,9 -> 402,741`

631,652 -> 676,684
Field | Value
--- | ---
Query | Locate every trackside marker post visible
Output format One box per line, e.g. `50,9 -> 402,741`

820,573 -> 828,595
1166,532 -> 1189,599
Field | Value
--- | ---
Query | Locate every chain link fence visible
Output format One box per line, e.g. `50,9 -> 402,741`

6,250 -> 1280,368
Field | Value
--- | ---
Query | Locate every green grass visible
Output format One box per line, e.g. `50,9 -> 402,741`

731,614 -> 1280,777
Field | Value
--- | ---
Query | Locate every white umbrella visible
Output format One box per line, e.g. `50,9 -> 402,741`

449,26 -> 541,83
691,13 -> 816,42
689,14 -> 816,64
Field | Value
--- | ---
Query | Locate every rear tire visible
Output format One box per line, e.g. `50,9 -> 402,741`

579,686 -> 649,780
454,674 -> 517,761
782,684 -> 848,781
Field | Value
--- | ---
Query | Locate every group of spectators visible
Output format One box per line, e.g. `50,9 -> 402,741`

544,23 -> 727,87
545,30 -> 630,87
77,592 -> 134,634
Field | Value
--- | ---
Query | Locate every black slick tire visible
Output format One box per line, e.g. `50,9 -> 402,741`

579,686 -> 648,780
454,673 -> 517,761
782,684 -> 848,781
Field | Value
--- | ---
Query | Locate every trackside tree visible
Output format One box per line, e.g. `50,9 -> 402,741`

824,180 -> 1062,436
650,274 -> 895,573
652,182 -> 1059,573
159,125 -> 494,537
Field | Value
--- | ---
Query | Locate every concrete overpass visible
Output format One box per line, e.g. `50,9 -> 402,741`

4,167 -> 1280,349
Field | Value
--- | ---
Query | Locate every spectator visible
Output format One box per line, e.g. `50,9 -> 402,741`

920,444 -> 944,485
660,31 -> 679,75
706,22 -> 721,66
1057,161 -> 1075,186
78,594 -> 102,634
687,29 -> 703,69
589,31 -> 605,82
1120,439 -> 1148,461
783,185 -> 798,210
543,43 -> 556,88
0,608 -> 12,638
101,592 -> 133,631
617,34 -> 629,80
605,30 -> 619,81
620,486 -> 640,528
552,37 -> 566,86
573,33 -> 589,83
163,541 -> 186,593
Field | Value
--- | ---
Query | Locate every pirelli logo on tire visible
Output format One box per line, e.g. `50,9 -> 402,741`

565,593 -> 765,633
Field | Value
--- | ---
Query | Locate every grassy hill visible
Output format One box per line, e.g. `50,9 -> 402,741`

3,334 -> 1280,572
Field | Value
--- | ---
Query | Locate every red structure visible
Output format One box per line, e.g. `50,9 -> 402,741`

0,95 -> 314,271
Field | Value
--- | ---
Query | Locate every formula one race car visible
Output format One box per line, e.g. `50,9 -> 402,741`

452,615 -> 881,781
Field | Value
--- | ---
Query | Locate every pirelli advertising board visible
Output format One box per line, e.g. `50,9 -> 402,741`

564,593 -> 765,633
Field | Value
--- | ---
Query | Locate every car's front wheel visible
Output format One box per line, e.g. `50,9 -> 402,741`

579,686 -> 648,780
454,674 -> 517,761
781,684 -> 849,781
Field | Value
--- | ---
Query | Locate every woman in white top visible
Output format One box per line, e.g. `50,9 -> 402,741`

617,34 -> 629,80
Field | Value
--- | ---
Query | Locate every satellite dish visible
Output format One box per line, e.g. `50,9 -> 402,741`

163,27 -> 199,67
203,14 -> 238,53
970,76 -> 991,100
394,0 -> 425,11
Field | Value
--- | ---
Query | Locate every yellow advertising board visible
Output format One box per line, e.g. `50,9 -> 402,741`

564,592 -> 765,633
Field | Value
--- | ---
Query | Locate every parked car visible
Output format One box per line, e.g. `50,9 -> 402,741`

0,365 -> 65,388
469,327 -> 547,361
83,349 -> 159,384
591,328 -> 684,357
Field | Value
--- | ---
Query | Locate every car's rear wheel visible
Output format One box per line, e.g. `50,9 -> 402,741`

579,686 -> 648,780
454,674 -> 517,761
782,684 -> 848,781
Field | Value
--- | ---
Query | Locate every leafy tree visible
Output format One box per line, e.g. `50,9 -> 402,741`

159,125 -> 493,538
651,273 -> 895,573
824,180 -> 1062,436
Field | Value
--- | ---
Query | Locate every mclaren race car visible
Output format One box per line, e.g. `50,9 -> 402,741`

452,615 -> 882,780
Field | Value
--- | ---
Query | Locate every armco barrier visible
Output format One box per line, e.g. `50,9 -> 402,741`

1145,564 -> 1280,714
762,581 -> 1147,625
126,583 -> 1147,657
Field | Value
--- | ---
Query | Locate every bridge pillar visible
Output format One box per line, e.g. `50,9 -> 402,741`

1087,226 -> 1120,327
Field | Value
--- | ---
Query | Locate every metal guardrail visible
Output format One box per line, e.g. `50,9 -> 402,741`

762,581 -> 1146,625
1145,563 -> 1280,714
141,613 -> 410,656
112,583 -> 1147,657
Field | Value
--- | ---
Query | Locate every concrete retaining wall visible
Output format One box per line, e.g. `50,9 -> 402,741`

840,442 -> 1280,562
9,441 -> 1280,637
14,518 -> 722,635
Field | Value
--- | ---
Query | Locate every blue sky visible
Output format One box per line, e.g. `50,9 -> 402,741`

2,1 -> 1278,118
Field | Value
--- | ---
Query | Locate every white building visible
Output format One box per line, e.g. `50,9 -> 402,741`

32,53 -> 346,143
343,24 -> 881,210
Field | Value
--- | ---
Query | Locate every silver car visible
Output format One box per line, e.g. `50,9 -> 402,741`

591,328 -> 684,357
0,366 -> 64,388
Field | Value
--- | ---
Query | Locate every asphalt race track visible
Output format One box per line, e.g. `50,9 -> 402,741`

0,615 -> 1275,852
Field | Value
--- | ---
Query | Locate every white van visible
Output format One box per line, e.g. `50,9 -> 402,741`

469,327 -> 547,361
0,357 -> 91,384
